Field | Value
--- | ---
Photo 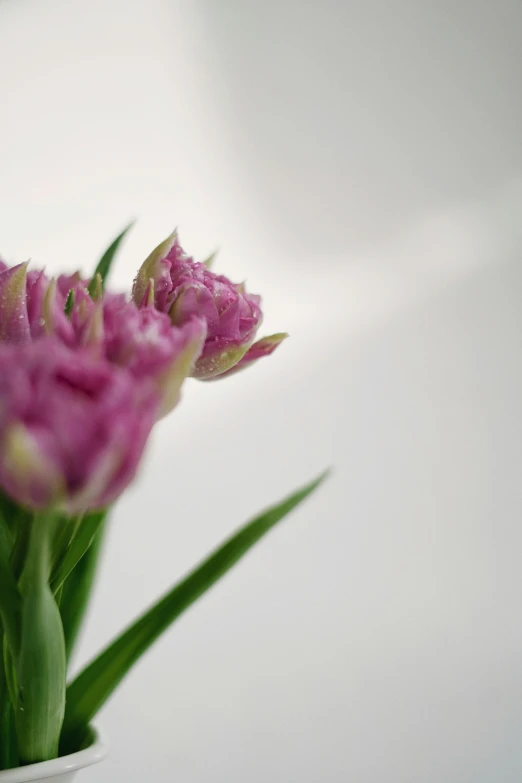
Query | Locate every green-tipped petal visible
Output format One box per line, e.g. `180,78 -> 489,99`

87,273 -> 103,301
202,249 -> 218,269
203,332 -> 288,380
0,263 -> 30,344
132,230 -> 177,307
192,342 -> 252,380
1,425 -> 64,510
157,318 -> 206,417
144,278 -> 155,307
81,303 -> 104,353
41,279 -> 58,334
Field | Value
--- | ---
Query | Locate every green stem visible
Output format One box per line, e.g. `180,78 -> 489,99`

19,520 -> 48,593
15,512 -> 66,764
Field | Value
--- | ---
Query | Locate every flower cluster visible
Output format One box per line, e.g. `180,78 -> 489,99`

0,232 -> 286,512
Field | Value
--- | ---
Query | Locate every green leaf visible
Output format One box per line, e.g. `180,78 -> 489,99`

9,513 -> 32,584
60,471 -> 328,752
3,638 -> 17,713
0,684 -> 18,770
51,511 -> 106,595
64,289 -> 75,317
60,517 -> 107,665
52,515 -> 81,572
54,583 -> 63,608
0,492 -> 31,557
0,497 -> 28,769
0,625 -> 17,770
0,514 -> 22,659
15,515 -> 66,764
88,221 -> 134,296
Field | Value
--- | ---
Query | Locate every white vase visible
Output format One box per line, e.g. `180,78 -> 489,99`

0,728 -> 107,783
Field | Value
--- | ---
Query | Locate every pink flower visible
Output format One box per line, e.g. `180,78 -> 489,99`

0,261 -> 205,417
101,300 -> 206,416
132,232 -> 268,379
0,263 -> 74,344
0,338 -> 159,512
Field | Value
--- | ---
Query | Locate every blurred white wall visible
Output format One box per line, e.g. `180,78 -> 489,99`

1,1 -> 522,782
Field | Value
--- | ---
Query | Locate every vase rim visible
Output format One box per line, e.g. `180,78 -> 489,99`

0,726 -> 107,782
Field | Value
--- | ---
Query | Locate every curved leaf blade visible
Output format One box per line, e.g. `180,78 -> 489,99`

51,511 -> 106,595
0,686 -> 18,770
59,518 -> 107,665
61,471 -> 329,751
0,514 -> 22,658
88,221 -> 134,295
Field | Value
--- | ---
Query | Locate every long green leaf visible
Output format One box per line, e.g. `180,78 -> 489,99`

0,493 -> 18,540
0,492 -> 31,582
51,511 -> 106,595
0,500 -> 27,768
0,515 -> 22,658
60,517 -> 107,664
9,514 -> 31,584
0,624 -> 18,770
0,681 -> 18,771
52,515 -> 81,573
2,639 -> 17,714
88,221 -> 134,296
61,472 -> 328,752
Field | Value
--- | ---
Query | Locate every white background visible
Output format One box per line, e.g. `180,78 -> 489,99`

1,1 -> 522,781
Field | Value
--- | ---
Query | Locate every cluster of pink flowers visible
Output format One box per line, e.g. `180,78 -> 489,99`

0,233 -> 286,513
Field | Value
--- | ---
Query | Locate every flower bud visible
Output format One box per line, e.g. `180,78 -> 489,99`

133,233 -> 265,379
